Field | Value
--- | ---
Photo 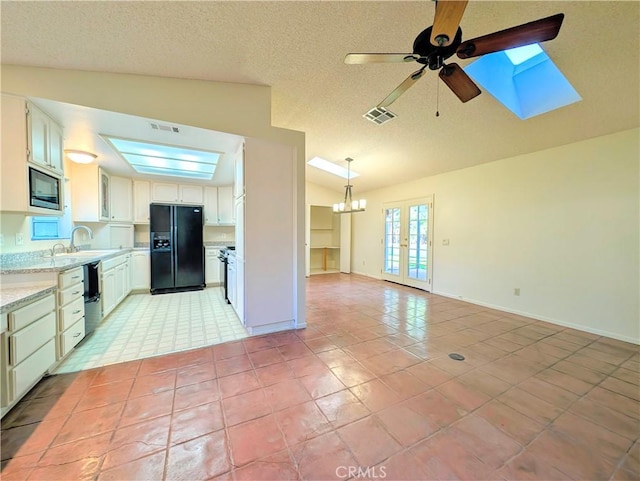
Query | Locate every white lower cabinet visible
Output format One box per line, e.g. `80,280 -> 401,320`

1,293 -> 57,418
101,253 -> 132,318
57,266 -> 85,360
227,254 -> 237,308
205,247 -> 221,284
131,251 -> 150,290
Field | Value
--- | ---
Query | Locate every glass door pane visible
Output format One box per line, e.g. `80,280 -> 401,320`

407,204 -> 428,281
384,207 -> 401,275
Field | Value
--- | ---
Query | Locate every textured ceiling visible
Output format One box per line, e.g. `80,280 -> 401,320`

1,1 -> 638,193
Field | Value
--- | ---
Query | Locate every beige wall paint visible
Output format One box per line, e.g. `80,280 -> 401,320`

350,128 -> 639,343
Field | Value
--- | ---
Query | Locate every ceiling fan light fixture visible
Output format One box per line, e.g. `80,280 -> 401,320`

333,158 -> 366,214
65,149 -> 97,164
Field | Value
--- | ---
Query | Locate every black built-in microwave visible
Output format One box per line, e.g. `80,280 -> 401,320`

29,166 -> 62,211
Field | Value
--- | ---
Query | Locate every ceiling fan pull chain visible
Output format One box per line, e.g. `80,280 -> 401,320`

436,75 -> 440,117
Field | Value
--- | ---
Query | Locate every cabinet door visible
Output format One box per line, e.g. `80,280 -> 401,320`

115,265 -> 126,303
203,187 -> 219,225
180,185 -> 203,204
47,121 -> 64,175
152,182 -> 179,203
133,181 -> 150,223
102,269 -> 116,316
218,186 -> 234,224
205,248 -> 220,284
110,176 -> 133,222
99,169 -> 110,221
28,104 -> 49,168
131,252 -> 150,290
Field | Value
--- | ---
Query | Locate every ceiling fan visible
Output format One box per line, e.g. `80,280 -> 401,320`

345,0 -> 564,109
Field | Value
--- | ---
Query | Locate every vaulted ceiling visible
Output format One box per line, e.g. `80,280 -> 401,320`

2,1 -> 638,192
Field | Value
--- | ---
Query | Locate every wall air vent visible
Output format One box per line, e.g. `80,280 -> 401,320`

363,106 -> 397,125
150,122 -> 181,133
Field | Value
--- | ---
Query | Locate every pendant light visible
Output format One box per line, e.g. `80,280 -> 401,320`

333,157 -> 366,214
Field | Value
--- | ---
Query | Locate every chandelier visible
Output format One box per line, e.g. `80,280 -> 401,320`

333,157 -> 366,214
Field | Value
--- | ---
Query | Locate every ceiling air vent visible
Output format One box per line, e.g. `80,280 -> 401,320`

363,106 -> 397,125
150,122 -> 181,133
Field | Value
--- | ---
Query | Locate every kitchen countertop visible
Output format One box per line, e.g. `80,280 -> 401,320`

0,283 -> 57,316
0,249 -> 130,275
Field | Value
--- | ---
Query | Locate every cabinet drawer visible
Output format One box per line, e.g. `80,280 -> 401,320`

59,296 -> 84,331
11,339 -> 55,400
9,294 -> 55,332
59,267 -> 84,289
59,284 -> 84,306
60,318 -> 85,358
10,312 -> 56,366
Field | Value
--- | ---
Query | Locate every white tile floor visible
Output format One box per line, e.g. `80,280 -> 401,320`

53,286 -> 248,374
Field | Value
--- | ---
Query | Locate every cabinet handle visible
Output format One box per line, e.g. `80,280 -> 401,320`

72,275 -> 80,279
73,332 -> 82,338
72,291 -> 80,295
73,309 -> 81,314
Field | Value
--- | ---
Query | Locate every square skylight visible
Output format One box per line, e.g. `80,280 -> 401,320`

307,156 -> 360,179
464,44 -> 581,119
101,136 -> 221,180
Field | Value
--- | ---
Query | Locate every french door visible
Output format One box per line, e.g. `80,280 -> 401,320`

382,196 -> 434,291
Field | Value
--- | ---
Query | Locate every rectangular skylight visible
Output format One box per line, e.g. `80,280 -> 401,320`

101,136 -> 221,180
307,156 -> 360,179
464,43 -> 581,120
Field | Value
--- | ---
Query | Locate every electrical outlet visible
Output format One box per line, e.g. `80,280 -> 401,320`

514,288 -> 520,296
442,239 -> 450,246
15,233 -> 24,246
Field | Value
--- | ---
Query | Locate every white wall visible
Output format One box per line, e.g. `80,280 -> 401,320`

351,128 -> 639,343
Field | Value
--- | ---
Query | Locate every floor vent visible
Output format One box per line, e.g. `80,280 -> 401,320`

363,106 -> 397,125
150,122 -> 181,133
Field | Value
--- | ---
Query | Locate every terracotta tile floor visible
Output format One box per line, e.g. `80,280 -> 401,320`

1,273 -> 639,480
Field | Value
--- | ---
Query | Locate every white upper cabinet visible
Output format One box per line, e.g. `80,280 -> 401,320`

151,181 -> 203,204
151,182 -> 179,203
179,184 -> 203,204
0,94 -> 65,215
203,187 -> 219,225
234,142 -> 245,199
71,164 -> 111,223
133,180 -> 150,224
27,101 -> 64,176
218,186 -> 234,224
109,175 -> 133,223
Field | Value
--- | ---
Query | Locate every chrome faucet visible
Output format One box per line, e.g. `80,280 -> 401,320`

51,242 -> 67,256
69,225 -> 94,252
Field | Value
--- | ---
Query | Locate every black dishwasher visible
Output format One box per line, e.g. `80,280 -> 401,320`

83,261 -> 102,336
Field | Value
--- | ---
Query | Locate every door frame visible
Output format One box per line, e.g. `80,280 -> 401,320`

381,195 -> 434,292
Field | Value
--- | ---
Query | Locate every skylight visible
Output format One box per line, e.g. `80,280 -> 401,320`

101,136 -> 221,180
464,44 -> 581,120
307,156 -> 360,179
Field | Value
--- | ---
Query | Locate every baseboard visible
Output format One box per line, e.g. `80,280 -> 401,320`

350,270 -> 382,280
247,319 -> 298,336
432,290 -> 639,345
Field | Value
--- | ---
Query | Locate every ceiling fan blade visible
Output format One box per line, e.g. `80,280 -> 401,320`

378,68 -> 426,108
431,0 -> 469,47
345,53 -> 418,64
439,63 -> 481,103
457,13 -> 564,59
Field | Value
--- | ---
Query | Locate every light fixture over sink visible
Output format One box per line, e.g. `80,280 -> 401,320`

333,157 -> 366,214
65,149 -> 97,164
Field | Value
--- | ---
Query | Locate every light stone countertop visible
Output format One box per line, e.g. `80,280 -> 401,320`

0,283 -> 57,316
0,249 -> 130,275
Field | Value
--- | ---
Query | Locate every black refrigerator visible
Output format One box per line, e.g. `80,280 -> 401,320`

150,203 -> 205,294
